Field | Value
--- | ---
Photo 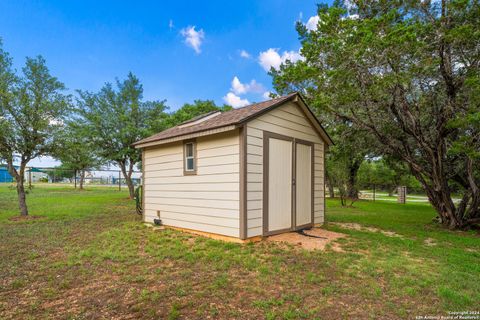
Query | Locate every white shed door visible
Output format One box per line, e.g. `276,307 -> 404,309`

295,142 -> 313,227
267,137 -> 293,233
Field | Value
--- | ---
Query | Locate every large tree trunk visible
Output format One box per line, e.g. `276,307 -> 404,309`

119,159 -> 136,199
423,185 -> 460,229
346,159 -> 362,200
407,154 -> 479,229
6,160 -> 29,216
125,177 -> 135,199
16,176 -> 29,216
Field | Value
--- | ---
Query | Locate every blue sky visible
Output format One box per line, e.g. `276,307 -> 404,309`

0,0 -> 328,166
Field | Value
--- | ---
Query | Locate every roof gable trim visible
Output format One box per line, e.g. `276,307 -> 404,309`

134,125 -> 237,149
238,94 -> 333,146
292,96 -> 334,146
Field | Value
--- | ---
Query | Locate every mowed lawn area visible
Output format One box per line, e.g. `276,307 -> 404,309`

0,185 -> 479,319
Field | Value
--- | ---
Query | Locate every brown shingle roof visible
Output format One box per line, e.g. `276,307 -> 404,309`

134,93 -> 298,146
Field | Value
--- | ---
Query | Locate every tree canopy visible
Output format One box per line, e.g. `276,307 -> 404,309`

52,121 -> 103,189
272,0 -> 480,228
76,73 -> 168,199
0,41 -> 69,216
165,99 -> 232,128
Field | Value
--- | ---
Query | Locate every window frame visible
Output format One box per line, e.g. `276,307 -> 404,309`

183,139 -> 197,175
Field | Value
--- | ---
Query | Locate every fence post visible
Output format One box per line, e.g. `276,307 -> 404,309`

398,186 -> 407,204
118,171 -> 121,191
373,184 -> 376,202
74,170 -> 77,189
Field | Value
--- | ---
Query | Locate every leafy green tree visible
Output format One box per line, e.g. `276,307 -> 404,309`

270,23 -> 374,201
166,100 -> 232,127
45,164 -> 76,183
329,124 -> 371,200
52,122 -> 103,189
357,158 -> 421,195
0,42 -> 69,216
76,73 -> 168,199
326,152 -> 360,206
272,66 -> 371,201
272,0 -> 480,229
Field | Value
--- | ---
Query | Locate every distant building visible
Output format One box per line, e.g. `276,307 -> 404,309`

27,167 -> 49,183
0,166 -> 50,183
0,165 -> 14,183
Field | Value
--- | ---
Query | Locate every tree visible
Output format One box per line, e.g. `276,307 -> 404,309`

52,122 -> 103,189
330,124 -> 371,200
46,164 -> 76,183
0,43 -> 69,216
326,152 -> 359,207
166,100 -> 232,127
271,60 -> 372,201
276,0 -> 479,228
357,158 -> 422,195
76,73 -> 168,199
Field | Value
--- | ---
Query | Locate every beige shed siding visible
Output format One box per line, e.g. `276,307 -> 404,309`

313,142 -> 325,224
144,130 -> 240,237
245,102 -> 325,237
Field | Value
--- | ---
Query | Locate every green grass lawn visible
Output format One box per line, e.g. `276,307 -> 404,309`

0,185 -> 479,319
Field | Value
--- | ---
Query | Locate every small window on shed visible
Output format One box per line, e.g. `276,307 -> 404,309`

184,141 -> 196,175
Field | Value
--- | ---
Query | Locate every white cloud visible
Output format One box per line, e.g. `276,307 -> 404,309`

262,91 -> 272,100
223,92 -> 250,108
258,48 -> 303,71
180,26 -> 205,54
224,77 -> 269,108
169,19 -> 174,29
231,76 -> 265,95
239,50 -> 251,59
305,15 -> 320,31
231,77 -> 246,94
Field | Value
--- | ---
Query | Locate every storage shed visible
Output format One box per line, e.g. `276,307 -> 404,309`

134,93 -> 333,241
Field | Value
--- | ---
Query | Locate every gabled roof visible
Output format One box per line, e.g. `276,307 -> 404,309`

134,92 -> 333,148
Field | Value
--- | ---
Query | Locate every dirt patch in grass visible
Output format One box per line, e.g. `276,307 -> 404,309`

424,238 -> 437,246
2,186 -> 480,319
330,222 -> 404,238
266,228 -> 346,251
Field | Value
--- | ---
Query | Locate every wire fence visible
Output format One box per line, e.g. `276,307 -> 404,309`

332,185 -> 461,204
0,166 -> 142,189
358,186 -> 401,202
326,184 -> 435,204
2,167 -> 458,204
